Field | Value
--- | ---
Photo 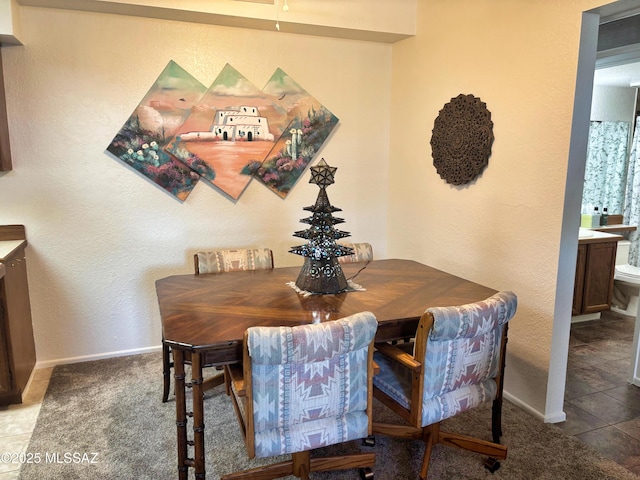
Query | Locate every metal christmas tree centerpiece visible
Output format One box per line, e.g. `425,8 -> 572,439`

290,159 -> 354,294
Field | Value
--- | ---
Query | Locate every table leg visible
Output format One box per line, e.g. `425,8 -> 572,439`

192,352 -> 206,479
173,349 -> 189,480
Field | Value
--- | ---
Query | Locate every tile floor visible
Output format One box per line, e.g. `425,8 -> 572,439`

0,367 -> 53,480
558,309 -> 640,475
2,313 -> 640,478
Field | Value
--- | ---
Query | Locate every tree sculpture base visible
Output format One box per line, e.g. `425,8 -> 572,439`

295,257 -> 348,294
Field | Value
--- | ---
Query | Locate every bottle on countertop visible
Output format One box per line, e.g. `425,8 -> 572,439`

601,207 -> 609,226
592,206 -> 601,228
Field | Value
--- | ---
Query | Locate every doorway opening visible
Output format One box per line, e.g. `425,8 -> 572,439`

560,1 -> 640,428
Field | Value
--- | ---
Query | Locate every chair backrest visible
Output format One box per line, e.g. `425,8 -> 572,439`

337,242 -> 373,263
415,291 -> 517,427
243,311 -> 378,459
194,248 -> 274,274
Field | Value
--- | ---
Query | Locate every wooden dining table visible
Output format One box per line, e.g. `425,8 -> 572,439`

155,258 -> 497,480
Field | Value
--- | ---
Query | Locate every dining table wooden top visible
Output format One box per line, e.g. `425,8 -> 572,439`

156,258 -> 497,354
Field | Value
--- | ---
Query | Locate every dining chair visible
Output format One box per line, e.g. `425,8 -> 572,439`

161,247 -> 274,403
194,247 -> 274,274
337,242 -> 373,263
222,311 -> 378,480
370,291 -> 517,479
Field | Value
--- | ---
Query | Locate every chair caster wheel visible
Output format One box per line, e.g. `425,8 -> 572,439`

362,435 -> 375,447
484,457 -> 501,473
359,467 -> 374,479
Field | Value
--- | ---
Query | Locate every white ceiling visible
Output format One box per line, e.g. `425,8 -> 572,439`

594,61 -> 640,86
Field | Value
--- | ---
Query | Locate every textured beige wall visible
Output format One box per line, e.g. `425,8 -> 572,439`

0,6 -> 391,364
387,0 -> 603,418
1,0 -> 623,419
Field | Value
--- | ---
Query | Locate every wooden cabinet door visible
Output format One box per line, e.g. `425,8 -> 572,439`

573,244 -> 587,316
0,278 -> 13,397
582,242 -> 617,314
2,250 -> 35,394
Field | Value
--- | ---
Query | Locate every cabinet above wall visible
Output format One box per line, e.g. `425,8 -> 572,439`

0,0 -> 23,45
15,0 -> 416,43
0,0 -> 21,171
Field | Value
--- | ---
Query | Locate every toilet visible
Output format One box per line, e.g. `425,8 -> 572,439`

611,240 -> 640,316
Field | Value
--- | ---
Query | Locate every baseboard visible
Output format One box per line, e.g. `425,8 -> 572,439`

571,312 -> 601,323
35,345 -> 163,369
21,365 -> 39,402
503,390 -> 565,423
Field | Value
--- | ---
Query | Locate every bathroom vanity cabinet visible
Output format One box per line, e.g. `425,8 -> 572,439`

573,231 -> 622,316
0,225 -> 36,405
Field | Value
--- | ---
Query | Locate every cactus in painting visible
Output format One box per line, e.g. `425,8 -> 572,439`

289,128 -> 298,159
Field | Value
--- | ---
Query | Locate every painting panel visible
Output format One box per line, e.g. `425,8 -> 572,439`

106,60 -> 209,201
246,68 -> 339,198
166,64 -> 287,200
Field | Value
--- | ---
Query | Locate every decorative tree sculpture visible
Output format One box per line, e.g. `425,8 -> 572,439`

290,159 -> 354,294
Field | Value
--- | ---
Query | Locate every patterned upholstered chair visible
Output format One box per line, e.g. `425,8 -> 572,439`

222,312 -> 378,480
194,248 -> 274,274
337,242 -> 373,264
161,248 -> 274,402
371,291 -> 517,479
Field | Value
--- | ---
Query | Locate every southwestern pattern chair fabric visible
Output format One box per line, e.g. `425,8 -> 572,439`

162,247 -> 274,403
222,311 -> 378,480
337,242 -> 373,264
194,247 -> 274,274
372,291 -> 517,480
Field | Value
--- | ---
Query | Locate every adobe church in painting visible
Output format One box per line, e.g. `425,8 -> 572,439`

178,106 -> 274,142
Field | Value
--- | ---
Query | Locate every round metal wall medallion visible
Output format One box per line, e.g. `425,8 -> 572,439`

430,94 -> 494,186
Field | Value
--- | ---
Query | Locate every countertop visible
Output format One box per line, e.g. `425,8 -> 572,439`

0,239 -> 27,261
578,228 -> 623,245
592,224 -> 637,234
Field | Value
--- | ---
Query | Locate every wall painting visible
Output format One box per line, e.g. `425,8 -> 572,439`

106,61 -> 339,201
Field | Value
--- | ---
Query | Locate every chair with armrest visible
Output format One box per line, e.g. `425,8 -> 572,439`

371,291 -> 517,479
337,242 -> 373,264
161,247 -> 274,402
222,311 -> 378,480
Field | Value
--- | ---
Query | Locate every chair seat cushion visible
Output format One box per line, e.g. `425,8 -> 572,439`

254,411 -> 370,458
421,381 -> 497,426
373,348 -> 497,426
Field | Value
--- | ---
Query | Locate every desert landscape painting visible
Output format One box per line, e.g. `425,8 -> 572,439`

107,62 -> 338,201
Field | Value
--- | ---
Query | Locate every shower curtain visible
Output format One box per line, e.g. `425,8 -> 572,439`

624,116 -> 640,266
582,120 -> 631,215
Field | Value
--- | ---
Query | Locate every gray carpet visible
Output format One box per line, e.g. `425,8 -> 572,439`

19,352 -> 640,480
